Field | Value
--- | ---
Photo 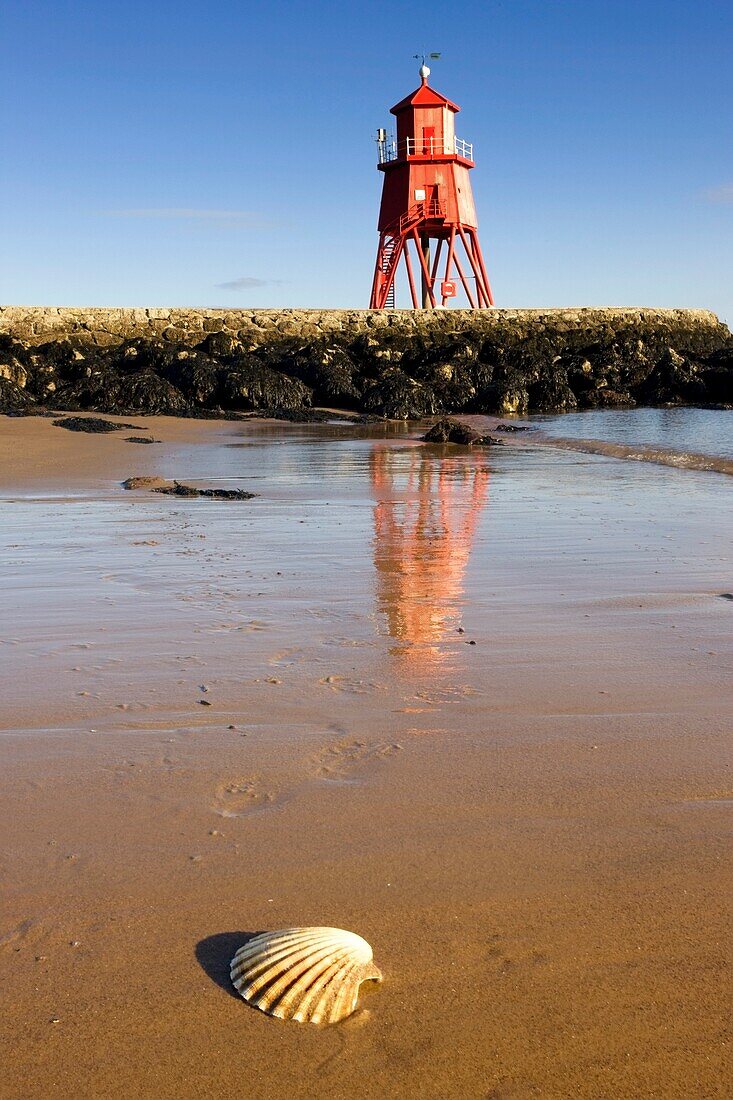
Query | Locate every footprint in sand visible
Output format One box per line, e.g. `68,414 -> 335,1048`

268,647 -> 304,668
317,675 -> 380,695
0,918 -> 35,951
211,776 -> 280,817
413,685 -> 478,705
485,937 -> 548,976
314,738 -> 402,782
485,1086 -> 541,1100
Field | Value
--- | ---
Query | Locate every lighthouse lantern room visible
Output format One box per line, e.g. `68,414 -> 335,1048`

369,63 -> 493,309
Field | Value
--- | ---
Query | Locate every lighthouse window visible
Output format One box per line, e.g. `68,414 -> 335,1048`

414,189 -> 426,201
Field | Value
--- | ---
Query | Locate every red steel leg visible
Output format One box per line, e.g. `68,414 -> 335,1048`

460,227 -> 487,307
411,228 -> 436,308
457,226 -> 486,308
466,227 -> 494,307
369,234 -> 386,308
452,245 -> 477,309
430,238 -> 443,287
403,238 -> 420,309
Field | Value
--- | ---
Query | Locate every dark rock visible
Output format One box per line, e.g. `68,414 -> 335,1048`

248,338 -> 306,371
0,348 -> 28,388
241,407 -> 358,423
0,378 -> 36,412
221,361 -> 311,411
706,347 -> 733,370
422,417 -> 504,446
280,343 -> 364,406
494,422 -> 532,432
700,349 -> 733,404
154,481 -> 200,497
108,339 -> 169,374
122,476 -> 168,490
25,340 -> 106,398
53,416 -> 141,433
200,331 -> 241,358
49,380 -> 94,411
125,436 -> 160,444
362,369 -> 440,419
197,487 -> 257,499
4,308 -> 731,418
55,371 -> 189,416
398,336 -> 495,412
350,330 -> 415,373
401,335 -> 479,374
577,387 -> 636,409
161,354 -> 221,406
527,370 -> 578,413
473,381 -> 529,416
423,417 -> 481,444
152,480 -> 257,500
635,347 -> 708,406
110,372 -> 189,415
0,333 -> 30,364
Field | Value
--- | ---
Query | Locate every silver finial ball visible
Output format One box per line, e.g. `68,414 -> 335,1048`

419,64 -> 430,80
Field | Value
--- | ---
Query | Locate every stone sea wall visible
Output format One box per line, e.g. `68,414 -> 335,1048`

1,306 -> 731,417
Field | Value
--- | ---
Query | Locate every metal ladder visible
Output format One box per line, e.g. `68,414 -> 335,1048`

382,239 -> 396,308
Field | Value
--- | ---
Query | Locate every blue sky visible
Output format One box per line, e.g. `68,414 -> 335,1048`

1,0 -> 731,321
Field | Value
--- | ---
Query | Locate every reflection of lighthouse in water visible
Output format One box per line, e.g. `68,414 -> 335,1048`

370,446 -> 489,665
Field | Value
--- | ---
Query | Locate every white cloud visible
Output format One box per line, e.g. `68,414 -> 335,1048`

704,185 -> 733,204
215,276 -> 285,290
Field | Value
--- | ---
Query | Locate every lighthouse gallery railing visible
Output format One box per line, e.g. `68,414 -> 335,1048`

377,135 -> 474,164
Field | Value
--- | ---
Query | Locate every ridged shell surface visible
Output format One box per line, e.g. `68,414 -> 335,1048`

230,927 -> 382,1024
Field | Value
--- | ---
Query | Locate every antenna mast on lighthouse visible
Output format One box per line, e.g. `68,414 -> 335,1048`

369,59 -> 493,309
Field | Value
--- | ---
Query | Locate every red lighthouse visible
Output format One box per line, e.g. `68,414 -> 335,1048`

369,63 -> 493,310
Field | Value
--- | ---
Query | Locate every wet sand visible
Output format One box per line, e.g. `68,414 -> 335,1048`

0,413 -> 731,1099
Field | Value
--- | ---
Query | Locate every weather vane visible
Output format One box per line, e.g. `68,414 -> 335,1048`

413,51 -> 441,80
413,51 -> 441,67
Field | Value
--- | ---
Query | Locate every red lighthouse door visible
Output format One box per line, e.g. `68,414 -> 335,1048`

421,126 -> 435,155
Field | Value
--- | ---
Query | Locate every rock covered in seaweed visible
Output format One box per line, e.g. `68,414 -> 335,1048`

103,372 -> 190,415
362,369 -> 440,419
160,353 -> 222,407
278,342 -> 365,406
153,481 -> 256,499
54,371 -> 189,416
221,360 -> 312,411
422,417 -> 505,446
0,377 -> 36,413
122,476 -> 168,490
122,476 -> 256,499
700,348 -> 733,406
53,416 -> 142,433
1,307 -> 731,420
0,338 -> 29,389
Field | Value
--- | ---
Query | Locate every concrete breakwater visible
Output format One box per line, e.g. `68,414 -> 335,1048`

1,306 -> 731,418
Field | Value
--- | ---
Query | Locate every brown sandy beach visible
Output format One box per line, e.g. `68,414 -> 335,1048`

0,413 -> 731,1099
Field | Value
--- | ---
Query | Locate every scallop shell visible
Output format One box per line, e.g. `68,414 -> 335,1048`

230,926 -> 382,1024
